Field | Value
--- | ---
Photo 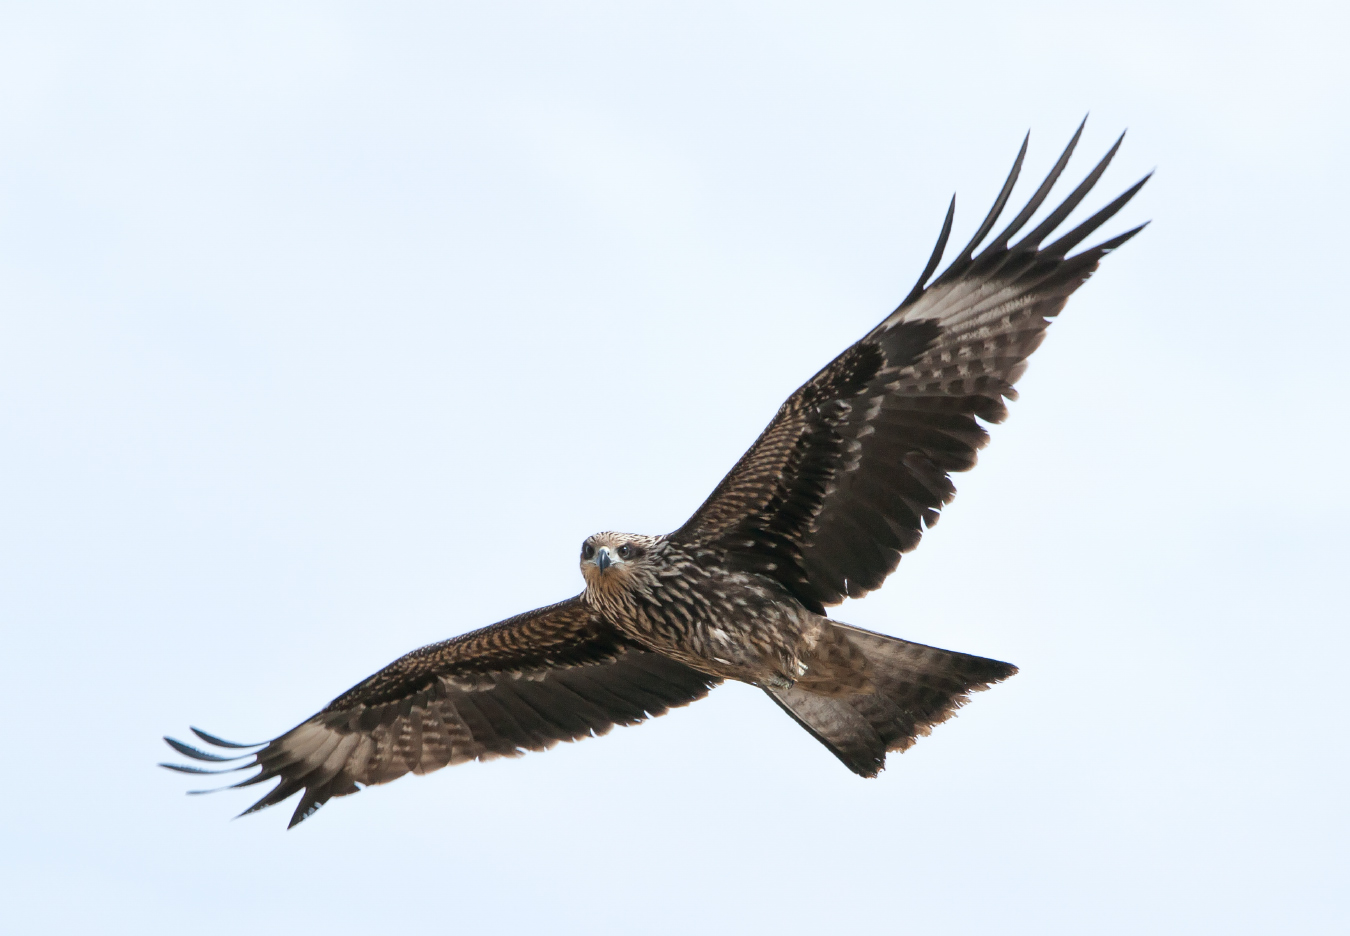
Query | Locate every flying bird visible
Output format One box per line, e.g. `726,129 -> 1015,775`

163,121 -> 1148,827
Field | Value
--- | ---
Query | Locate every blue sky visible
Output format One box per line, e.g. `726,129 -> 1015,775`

1,3 -> 1346,933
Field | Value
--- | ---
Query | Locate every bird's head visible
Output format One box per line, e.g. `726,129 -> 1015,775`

580,532 -> 659,594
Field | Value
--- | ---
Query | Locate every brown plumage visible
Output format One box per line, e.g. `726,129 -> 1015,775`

163,120 -> 1148,827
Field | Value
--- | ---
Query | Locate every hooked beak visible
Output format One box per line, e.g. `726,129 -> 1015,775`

595,546 -> 614,572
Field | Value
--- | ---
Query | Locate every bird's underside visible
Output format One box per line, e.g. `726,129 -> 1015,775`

164,120 -> 1147,827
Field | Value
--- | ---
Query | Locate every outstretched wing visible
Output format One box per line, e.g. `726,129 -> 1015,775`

672,121 -> 1148,613
161,597 -> 720,827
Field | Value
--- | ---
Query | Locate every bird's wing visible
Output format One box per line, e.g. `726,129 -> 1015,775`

161,596 -> 720,827
672,122 -> 1148,613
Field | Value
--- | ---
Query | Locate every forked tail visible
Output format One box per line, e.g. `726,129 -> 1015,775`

767,622 -> 1016,777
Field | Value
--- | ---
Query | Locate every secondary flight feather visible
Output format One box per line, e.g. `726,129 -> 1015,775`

163,120 -> 1148,827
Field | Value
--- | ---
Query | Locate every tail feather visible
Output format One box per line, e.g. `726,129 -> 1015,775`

768,622 -> 1015,777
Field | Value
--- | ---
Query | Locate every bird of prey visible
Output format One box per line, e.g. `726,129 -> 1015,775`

163,121 -> 1148,828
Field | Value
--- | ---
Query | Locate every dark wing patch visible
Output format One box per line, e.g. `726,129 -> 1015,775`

161,597 -> 720,827
672,120 -> 1148,611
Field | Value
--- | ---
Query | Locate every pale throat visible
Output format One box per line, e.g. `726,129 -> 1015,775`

582,566 -> 650,618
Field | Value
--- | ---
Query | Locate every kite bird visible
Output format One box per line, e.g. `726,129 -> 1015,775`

163,121 -> 1148,827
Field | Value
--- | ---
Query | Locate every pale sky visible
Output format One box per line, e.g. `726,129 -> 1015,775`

1,3 -> 1346,933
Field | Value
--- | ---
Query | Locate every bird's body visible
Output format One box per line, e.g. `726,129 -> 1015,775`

581,533 -> 829,690
164,121 -> 1149,827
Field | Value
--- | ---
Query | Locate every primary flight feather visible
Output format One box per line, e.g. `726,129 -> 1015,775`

163,121 -> 1148,827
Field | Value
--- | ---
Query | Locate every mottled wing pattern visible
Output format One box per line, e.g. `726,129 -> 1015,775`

673,122 -> 1148,612
161,596 -> 720,827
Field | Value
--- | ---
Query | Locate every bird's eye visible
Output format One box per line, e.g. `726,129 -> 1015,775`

581,542 -> 595,560
617,544 -> 634,560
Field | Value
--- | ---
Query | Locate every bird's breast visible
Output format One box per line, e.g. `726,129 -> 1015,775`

605,568 -> 821,686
